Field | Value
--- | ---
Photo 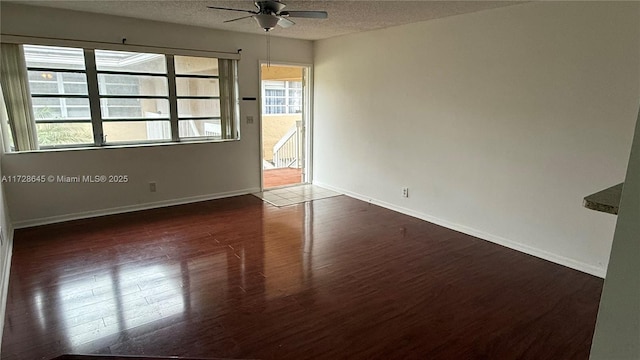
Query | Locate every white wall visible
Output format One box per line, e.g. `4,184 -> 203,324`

0,113 -> 14,359
0,3 -> 313,226
313,2 -> 640,276
590,107 -> 640,359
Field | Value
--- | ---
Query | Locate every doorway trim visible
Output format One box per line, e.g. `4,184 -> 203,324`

258,61 -> 313,191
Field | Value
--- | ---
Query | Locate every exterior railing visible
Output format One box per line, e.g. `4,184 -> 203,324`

272,121 -> 302,168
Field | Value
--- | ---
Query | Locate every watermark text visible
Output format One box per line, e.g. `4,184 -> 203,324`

2,175 -> 129,183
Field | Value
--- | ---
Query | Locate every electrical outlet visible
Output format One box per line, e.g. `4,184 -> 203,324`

149,182 -> 157,192
402,187 -> 409,198
246,116 -> 254,124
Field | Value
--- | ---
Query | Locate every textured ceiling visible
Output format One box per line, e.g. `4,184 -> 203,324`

7,1 -> 523,40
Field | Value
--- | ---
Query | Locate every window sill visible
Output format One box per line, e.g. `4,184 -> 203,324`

6,137 -> 240,155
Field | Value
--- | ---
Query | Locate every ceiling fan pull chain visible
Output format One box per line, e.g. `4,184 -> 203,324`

266,32 -> 271,67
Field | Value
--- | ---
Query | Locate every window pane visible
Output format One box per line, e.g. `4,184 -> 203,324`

32,97 -> 61,107
264,80 -> 285,88
33,105 -> 63,120
63,83 -> 88,95
29,81 -> 58,95
289,97 -> 302,107
36,123 -> 93,146
95,50 -> 166,74
179,119 -> 222,138
175,56 -> 218,76
28,72 -> 59,94
28,71 -> 88,95
265,106 -> 286,114
32,98 -> 91,120
100,98 -> 169,119
176,78 -> 219,97
178,99 -> 220,118
265,97 -> 286,106
103,121 -> 171,143
66,98 -> 89,106
266,89 -> 285,97
98,74 -> 168,96
24,45 -> 85,70
63,72 -> 87,82
67,107 -> 91,118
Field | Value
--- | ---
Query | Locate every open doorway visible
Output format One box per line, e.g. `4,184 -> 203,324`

260,63 -> 311,189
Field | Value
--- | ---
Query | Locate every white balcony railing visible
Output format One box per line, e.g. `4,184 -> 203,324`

272,121 -> 302,169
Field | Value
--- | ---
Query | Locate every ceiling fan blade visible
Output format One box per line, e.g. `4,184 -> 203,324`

224,15 -> 254,23
207,6 -> 258,15
278,16 -> 295,28
280,11 -> 328,19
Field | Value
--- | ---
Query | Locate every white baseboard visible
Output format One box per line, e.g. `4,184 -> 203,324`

314,181 -> 606,278
13,188 -> 261,229
0,228 -> 14,359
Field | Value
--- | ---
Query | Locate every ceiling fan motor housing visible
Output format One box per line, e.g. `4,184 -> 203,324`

256,1 -> 286,14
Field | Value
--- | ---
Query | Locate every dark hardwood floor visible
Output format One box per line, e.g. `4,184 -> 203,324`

2,195 -> 603,360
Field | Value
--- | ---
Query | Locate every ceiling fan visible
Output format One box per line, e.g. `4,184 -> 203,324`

207,1 -> 328,32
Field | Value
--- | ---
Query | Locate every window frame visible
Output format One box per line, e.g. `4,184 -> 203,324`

2,37 -> 241,151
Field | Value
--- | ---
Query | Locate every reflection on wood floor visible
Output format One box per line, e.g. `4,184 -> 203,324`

2,195 -> 603,360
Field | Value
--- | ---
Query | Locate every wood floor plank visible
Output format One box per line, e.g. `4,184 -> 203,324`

2,195 -> 602,359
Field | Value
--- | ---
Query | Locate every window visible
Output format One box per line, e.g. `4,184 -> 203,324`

175,55 -> 222,139
24,45 -> 93,147
1,44 -> 239,150
262,80 -> 302,115
94,49 -> 170,143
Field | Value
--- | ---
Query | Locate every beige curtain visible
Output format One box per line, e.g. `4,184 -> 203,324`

218,59 -> 239,140
0,43 -> 38,151
0,87 -> 15,152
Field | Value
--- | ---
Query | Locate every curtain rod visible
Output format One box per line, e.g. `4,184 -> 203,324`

0,34 -> 242,60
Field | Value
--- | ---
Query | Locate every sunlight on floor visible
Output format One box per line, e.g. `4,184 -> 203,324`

253,184 -> 340,207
